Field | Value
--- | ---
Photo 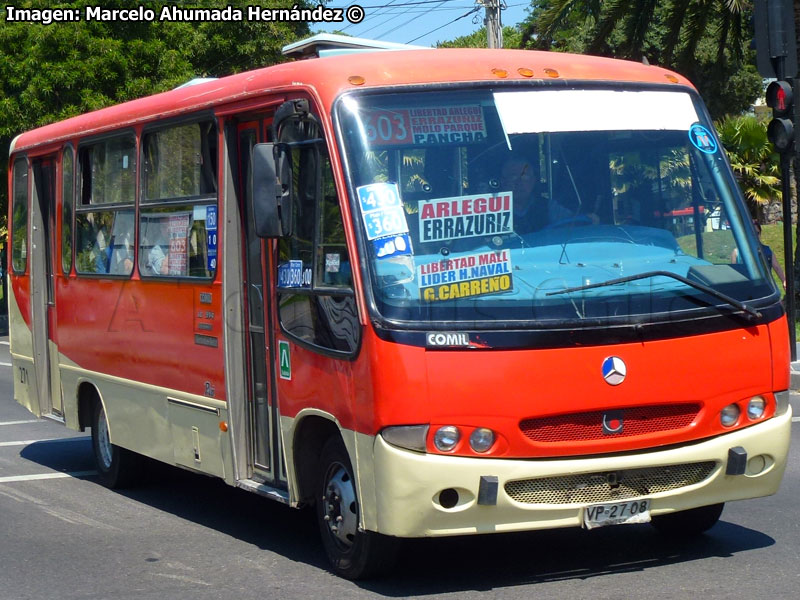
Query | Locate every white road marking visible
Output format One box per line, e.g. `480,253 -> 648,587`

0,420 -> 40,426
793,417 -> 800,423
0,471 -> 96,483
0,341 -> 9,346
0,362 -> 12,367
0,436 -> 90,447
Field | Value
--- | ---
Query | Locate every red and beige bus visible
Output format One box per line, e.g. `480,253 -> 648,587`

7,34 -> 792,579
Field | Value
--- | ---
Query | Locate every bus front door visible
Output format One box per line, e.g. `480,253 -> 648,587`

29,157 -> 62,418
237,118 -> 286,487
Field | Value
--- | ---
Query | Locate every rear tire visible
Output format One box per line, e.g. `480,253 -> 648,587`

651,503 -> 724,537
91,400 -> 141,489
316,436 -> 398,579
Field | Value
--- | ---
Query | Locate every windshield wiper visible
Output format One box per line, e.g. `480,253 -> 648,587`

546,270 -> 762,319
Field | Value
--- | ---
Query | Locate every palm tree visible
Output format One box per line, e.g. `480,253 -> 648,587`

715,114 -> 781,220
523,0 -> 746,69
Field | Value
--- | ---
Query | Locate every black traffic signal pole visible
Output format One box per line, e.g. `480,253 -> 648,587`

775,57 -> 797,361
756,0 -> 797,360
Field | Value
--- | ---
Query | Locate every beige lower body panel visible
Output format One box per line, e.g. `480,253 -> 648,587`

370,409 -> 792,538
58,362 -> 232,483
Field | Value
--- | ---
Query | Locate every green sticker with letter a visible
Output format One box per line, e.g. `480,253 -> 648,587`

279,340 -> 291,380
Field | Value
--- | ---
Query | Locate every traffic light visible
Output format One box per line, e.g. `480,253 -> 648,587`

766,80 -> 794,152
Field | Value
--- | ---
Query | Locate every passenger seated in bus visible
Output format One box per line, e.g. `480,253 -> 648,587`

108,212 -> 135,275
145,219 -> 171,275
109,238 -> 134,275
92,227 -> 111,274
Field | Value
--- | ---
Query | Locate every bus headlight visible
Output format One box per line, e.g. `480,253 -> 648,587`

434,426 -> 460,452
720,404 -> 740,427
469,428 -> 495,453
747,396 -> 766,420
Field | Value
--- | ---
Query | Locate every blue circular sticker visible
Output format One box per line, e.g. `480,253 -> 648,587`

689,124 -> 718,154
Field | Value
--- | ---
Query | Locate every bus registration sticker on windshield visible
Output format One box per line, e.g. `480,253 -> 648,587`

583,499 -> 651,529
357,182 -> 409,241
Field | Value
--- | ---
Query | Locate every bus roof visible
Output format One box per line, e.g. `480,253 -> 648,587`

11,48 -> 693,154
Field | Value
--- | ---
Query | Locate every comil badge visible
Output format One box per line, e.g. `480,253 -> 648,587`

602,356 -> 627,386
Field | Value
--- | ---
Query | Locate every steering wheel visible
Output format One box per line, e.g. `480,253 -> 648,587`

541,214 -> 593,230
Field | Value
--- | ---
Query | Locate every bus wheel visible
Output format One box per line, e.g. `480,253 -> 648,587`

317,436 -> 398,579
651,503 -> 724,537
91,400 -> 140,489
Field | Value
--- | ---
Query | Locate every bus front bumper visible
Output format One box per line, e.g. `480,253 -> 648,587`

368,408 -> 792,538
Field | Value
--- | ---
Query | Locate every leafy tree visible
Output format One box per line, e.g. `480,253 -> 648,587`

0,0 -> 314,242
715,114 -> 781,219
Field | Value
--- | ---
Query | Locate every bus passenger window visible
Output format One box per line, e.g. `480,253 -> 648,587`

76,134 -> 136,277
76,210 -> 134,275
138,119 -> 218,279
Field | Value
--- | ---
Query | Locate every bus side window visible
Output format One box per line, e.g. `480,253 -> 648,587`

75,135 -> 136,277
138,120 -> 218,279
317,155 -> 352,288
11,158 -> 29,274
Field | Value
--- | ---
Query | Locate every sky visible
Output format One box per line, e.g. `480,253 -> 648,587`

312,1 -> 531,48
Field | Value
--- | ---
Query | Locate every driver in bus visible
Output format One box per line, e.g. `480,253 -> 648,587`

500,157 -> 572,232
501,156 -> 601,232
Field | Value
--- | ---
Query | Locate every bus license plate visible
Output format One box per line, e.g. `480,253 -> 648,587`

583,499 -> 651,530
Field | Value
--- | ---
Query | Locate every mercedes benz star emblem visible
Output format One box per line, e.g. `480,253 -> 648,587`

602,356 -> 627,386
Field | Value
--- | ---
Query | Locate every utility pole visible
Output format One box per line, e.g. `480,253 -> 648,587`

479,0 -> 503,49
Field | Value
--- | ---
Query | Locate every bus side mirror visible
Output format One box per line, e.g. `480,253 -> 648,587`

251,143 -> 293,237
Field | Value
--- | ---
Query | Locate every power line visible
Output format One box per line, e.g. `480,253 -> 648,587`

405,6 -> 480,44
374,0 -> 449,40
350,0 -> 408,37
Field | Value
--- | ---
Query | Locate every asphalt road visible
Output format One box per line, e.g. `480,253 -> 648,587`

1,336 -> 800,599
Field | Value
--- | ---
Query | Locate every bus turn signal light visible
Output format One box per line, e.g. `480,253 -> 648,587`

219,421 -> 228,432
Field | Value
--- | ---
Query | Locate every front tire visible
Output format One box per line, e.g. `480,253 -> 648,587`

316,436 -> 398,579
651,503 -> 724,537
91,400 -> 141,489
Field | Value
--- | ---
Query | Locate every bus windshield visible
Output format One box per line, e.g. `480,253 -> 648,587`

337,87 -> 777,327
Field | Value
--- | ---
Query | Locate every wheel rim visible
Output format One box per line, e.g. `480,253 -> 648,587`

96,405 -> 113,470
322,461 -> 358,549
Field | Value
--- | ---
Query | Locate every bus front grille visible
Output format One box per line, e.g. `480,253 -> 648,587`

520,403 -> 701,443
504,461 -> 717,505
